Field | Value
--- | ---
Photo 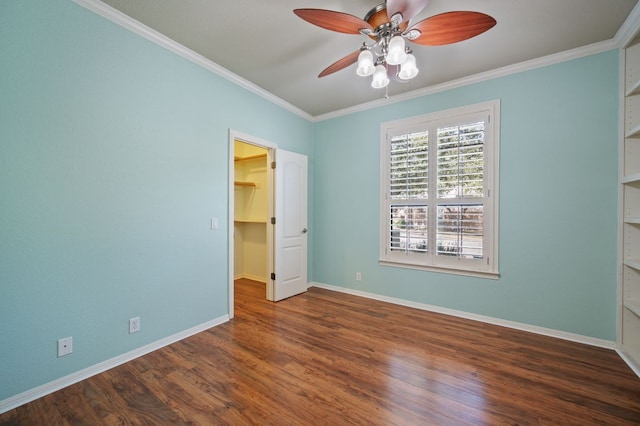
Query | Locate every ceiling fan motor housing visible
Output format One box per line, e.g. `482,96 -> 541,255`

363,4 -> 408,40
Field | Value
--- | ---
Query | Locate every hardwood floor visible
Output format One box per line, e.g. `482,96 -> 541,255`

2,278 -> 640,425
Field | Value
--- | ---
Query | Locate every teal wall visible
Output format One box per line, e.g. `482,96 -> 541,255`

313,50 -> 619,341
0,1 -> 312,401
0,0 -> 621,406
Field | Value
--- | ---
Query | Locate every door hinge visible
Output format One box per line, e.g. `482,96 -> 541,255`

271,161 -> 276,169
271,272 -> 276,280
271,217 -> 276,225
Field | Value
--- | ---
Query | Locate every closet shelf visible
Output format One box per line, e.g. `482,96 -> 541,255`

625,217 -> 640,224
234,219 -> 267,224
235,153 -> 267,162
235,181 -> 256,187
625,300 -> 640,318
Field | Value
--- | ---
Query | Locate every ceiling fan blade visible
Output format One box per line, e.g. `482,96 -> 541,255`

318,50 -> 361,78
294,9 -> 373,35
406,11 -> 496,46
386,0 -> 430,25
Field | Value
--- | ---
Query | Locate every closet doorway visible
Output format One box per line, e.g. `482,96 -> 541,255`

228,130 -> 309,319
232,138 -> 273,312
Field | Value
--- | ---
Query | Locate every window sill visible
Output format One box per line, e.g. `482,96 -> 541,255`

378,259 -> 500,280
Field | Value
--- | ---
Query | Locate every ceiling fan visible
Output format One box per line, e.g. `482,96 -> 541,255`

294,0 -> 496,89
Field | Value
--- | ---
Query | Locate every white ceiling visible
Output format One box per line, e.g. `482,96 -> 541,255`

99,0 -> 638,118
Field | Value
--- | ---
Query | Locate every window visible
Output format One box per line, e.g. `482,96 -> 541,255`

380,101 -> 499,277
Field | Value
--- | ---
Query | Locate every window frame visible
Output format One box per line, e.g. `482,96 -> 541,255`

379,100 -> 500,278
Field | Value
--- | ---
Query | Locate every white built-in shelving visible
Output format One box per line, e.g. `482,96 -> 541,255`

620,33 -> 640,374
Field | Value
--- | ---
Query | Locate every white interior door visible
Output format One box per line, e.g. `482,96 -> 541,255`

273,149 -> 308,301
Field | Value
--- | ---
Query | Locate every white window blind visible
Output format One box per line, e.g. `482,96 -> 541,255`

389,131 -> 428,200
437,122 -> 484,199
380,101 -> 499,277
436,121 -> 485,259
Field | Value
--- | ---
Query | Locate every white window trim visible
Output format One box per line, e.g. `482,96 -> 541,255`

379,100 -> 500,279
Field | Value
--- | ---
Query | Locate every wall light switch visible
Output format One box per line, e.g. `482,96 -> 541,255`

211,217 -> 219,229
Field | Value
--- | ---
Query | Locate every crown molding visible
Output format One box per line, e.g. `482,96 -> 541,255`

313,39 -> 618,122
615,0 -> 640,48
71,0 -> 313,122
72,0 -> 637,123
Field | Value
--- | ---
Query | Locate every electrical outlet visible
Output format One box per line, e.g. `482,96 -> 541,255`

129,317 -> 141,334
58,336 -> 73,357
356,272 -> 362,281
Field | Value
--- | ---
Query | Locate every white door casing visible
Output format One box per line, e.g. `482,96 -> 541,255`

273,149 -> 308,301
228,130 -> 276,318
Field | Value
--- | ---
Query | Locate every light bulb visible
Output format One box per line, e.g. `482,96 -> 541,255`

371,64 -> 389,89
399,54 -> 419,80
356,50 -> 375,77
386,35 -> 407,66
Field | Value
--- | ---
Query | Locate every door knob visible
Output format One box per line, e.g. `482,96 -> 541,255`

302,228 -> 308,234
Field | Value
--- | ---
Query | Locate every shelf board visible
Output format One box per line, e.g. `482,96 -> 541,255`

621,173 -> 640,184
627,124 -> 640,138
625,299 -> 640,318
235,153 -> 267,162
624,259 -> 640,271
625,217 -> 640,224
627,79 -> 640,97
234,181 -> 256,187
234,219 -> 267,224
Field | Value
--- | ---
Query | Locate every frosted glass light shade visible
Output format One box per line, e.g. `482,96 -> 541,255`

398,54 -> 419,80
356,50 -> 375,77
371,64 -> 389,89
386,35 -> 407,65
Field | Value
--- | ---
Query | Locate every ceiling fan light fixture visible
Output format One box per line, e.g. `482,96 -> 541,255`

371,64 -> 390,89
356,50 -> 375,77
386,35 -> 407,65
398,53 -> 419,80
293,5 -> 496,91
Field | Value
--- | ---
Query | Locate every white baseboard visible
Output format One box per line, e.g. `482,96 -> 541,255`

3,284 -> 631,415
0,315 -> 229,414
310,282 -> 616,350
617,348 -> 640,377
235,274 -> 266,283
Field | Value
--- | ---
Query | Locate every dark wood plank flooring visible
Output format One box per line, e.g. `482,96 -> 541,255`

2,279 -> 640,425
